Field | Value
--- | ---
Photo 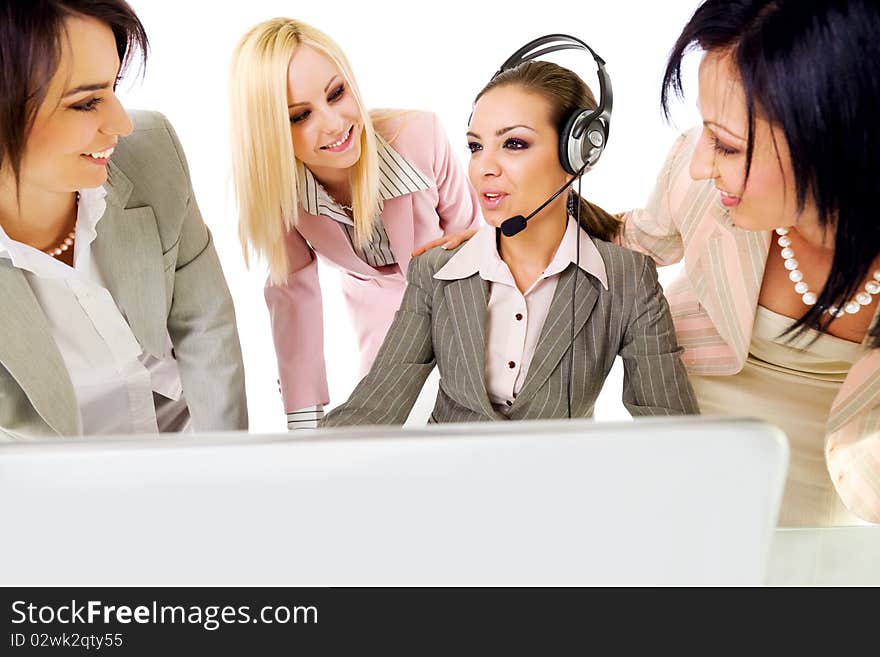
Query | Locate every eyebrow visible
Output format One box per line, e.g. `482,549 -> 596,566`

466,124 -> 536,139
62,81 -> 113,99
288,75 -> 341,109
704,120 -> 746,142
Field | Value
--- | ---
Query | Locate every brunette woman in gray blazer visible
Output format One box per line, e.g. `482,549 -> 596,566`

324,61 -> 697,426
0,0 -> 247,438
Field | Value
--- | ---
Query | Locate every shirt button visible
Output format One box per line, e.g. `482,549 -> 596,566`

515,313 -> 523,321
508,361 -> 516,369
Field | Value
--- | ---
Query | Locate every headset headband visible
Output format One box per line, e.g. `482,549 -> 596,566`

495,34 -> 613,140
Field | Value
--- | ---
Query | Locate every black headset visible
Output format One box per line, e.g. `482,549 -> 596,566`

493,34 -> 613,175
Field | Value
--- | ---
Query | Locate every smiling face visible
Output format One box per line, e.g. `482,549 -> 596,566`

691,50 -> 819,233
10,15 -> 133,196
467,84 -> 569,228
287,45 -> 363,179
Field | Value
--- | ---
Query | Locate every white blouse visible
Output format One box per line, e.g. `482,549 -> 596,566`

0,187 -> 187,435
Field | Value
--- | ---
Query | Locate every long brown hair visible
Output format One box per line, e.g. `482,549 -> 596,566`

475,60 -> 621,242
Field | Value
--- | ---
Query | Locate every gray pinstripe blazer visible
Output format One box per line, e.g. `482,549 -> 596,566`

322,232 -> 698,426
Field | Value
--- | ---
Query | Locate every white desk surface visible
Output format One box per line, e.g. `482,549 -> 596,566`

767,525 -> 880,586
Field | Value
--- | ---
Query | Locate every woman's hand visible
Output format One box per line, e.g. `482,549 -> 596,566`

411,229 -> 477,257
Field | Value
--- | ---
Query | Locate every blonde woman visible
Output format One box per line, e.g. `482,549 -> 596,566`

229,18 -> 481,429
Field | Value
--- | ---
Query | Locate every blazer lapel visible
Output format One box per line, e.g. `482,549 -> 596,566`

0,263 -> 79,436
295,211 -> 379,279
684,204 -> 770,361
382,196 -> 415,276
92,163 -> 168,357
513,265 -> 599,410
442,275 -> 498,418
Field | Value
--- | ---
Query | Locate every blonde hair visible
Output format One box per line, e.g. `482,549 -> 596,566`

229,18 -> 380,284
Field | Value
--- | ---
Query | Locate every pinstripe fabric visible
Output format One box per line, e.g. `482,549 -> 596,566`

322,233 -> 698,427
434,221 -> 608,411
620,128 -> 880,522
297,135 -> 432,268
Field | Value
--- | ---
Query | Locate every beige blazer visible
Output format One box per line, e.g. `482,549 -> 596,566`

323,234 -> 698,426
0,111 -> 247,437
621,128 -> 880,522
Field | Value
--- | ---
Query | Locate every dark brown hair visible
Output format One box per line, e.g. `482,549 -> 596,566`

0,0 -> 148,191
474,60 -> 621,242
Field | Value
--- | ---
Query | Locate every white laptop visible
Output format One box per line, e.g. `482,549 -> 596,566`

0,417 -> 787,585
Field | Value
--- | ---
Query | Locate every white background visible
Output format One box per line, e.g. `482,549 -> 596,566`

121,0 -> 701,432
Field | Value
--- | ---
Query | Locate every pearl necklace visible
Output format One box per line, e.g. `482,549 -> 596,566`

43,227 -> 76,257
775,227 -> 880,318
42,192 -> 78,258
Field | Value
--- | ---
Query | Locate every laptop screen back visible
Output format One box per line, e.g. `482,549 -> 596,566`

0,417 -> 787,585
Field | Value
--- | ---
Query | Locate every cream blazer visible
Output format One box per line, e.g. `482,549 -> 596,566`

620,128 -> 880,523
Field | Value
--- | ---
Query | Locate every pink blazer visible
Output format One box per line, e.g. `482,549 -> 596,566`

620,128 -> 880,523
265,110 -> 481,412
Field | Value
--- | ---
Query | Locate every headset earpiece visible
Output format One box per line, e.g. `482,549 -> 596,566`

559,109 -> 608,174
495,34 -> 612,174
584,116 -> 609,168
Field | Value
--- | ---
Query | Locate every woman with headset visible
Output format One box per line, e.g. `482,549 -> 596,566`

618,0 -> 880,525
322,45 -> 698,427
0,0 -> 247,438
228,18 -> 481,430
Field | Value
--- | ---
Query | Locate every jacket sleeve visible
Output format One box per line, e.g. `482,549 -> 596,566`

321,254 -> 436,427
162,117 -> 248,431
826,397 -> 880,523
264,227 -> 330,414
619,254 -> 700,416
616,131 -> 693,267
430,113 -> 482,233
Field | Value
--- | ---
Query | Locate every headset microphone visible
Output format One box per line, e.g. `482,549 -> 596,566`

498,215 -> 527,238
499,167 -> 586,237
